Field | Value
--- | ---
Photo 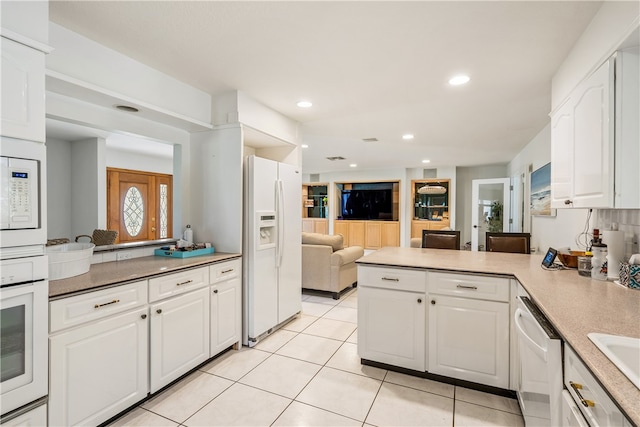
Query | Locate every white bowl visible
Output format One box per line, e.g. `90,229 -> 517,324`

46,243 -> 95,280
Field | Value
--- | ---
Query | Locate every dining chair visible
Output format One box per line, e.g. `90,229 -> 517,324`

485,232 -> 531,254
422,230 -> 461,250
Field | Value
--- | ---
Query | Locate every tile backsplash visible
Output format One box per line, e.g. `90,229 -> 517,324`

595,209 -> 640,258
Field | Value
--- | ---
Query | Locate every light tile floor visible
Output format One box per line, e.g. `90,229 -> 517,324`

109,288 -> 524,427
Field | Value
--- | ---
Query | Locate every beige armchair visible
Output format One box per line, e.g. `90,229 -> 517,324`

301,232 -> 364,299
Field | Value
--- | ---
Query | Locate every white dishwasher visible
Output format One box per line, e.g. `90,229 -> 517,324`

514,295 -> 563,426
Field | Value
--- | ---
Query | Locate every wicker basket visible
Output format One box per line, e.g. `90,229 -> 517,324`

75,229 -> 118,246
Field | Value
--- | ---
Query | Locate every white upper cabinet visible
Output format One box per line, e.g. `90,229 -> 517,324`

0,37 -> 46,142
551,49 -> 639,209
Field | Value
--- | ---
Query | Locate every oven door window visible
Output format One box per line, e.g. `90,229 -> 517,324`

0,293 -> 33,392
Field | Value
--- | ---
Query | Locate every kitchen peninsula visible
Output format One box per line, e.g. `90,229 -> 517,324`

356,247 -> 640,425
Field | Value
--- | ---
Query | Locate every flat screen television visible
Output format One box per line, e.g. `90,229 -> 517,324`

338,182 -> 398,221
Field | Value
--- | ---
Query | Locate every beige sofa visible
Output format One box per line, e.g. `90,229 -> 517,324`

301,232 -> 364,299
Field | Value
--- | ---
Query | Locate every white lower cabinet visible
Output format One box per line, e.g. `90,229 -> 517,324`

49,307 -> 149,426
150,287 -> 210,393
1,403 -> 47,427
562,390 -> 589,427
428,295 -> 509,388
358,266 -> 427,371
210,277 -> 241,356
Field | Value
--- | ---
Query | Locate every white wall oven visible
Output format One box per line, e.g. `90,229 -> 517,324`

0,137 -> 48,421
0,254 -> 48,416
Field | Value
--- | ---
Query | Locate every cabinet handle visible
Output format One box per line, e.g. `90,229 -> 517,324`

457,284 -> 478,290
141,314 -> 147,319
156,309 -> 162,314
564,199 -> 573,205
381,277 -> 399,282
417,298 -> 422,303
569,381 -> 595,407
213,289 -> 218,294
176,279 -> 193,286
431,300 -> 436,305
94,299 -> 120,309
221,269 -> 234,274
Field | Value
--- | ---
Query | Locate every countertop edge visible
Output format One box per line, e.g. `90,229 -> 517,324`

48,253 -> 242,299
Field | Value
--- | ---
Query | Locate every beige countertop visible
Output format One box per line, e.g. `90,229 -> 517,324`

49,252 -> 241,299
358,247 -> 640,425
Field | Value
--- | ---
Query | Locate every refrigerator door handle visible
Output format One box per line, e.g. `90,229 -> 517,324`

277,179 -> 285,268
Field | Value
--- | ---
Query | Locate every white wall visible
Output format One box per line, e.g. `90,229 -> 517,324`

46,137 -> 72,239
508,124 -> 591,253
552,2 -> 640,110
455,164 -> 508,246
47,23 -> 211,124
70,138 -> 106,239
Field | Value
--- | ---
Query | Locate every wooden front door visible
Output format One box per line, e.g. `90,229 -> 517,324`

107,168 -> 172,243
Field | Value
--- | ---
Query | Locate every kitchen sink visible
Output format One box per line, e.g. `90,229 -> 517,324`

588,333 -> 640,390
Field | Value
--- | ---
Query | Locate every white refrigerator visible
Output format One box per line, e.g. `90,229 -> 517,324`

244,155 -> 301,346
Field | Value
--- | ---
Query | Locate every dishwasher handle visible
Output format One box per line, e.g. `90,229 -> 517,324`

514,308 -> 548,362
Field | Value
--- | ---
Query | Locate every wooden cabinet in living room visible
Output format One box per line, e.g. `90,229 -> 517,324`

335,220 -> 398,249
302,184 -> 328,234
411,180 -> 451,238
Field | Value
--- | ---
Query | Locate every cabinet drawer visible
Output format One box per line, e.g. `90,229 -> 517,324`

358,265 -> 426,292
149,266 -> 209,302
564,344 -> 627,427
428,272 -> 510,302
50,280 -> 148,333
210,259 -> 241,284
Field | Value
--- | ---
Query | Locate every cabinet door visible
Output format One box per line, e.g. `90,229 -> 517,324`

358,286 -> 426,371
571,58 -> 614,208
428,295 -> 509,388
302,218 -> 314,233
49,307 -> 149,427
381,222 -> 399,247
551,99 -> 574,208
210,277 -> 241,357
365,222 -> 382,249
334,221 -> 349,246
411,221 -> 430,239
313,219 -> 328,234
150,288 -> 210,393
0,38 -> 45,142
349,221 -> 366,247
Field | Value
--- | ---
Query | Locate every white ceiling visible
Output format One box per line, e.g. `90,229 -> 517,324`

48,1 -> 603,174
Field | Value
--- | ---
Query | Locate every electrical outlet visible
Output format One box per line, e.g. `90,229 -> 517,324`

116,251 -> 133,261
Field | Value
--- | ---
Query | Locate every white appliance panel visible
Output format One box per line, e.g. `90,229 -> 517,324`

515,296 -> 562,427
276,161 -> 301,323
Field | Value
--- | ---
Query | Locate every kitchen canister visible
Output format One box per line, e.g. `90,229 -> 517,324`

620,262 -> 640,290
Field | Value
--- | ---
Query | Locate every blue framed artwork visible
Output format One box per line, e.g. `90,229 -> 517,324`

530,162 -> 556,216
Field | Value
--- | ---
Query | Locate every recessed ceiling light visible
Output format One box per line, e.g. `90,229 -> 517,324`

448,75 -> 470,86
349,163 -> 357,168
301,144 -> 309,148
402,134 -> 414,140
422,159 -> 431,164
297,101 -> 313,108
